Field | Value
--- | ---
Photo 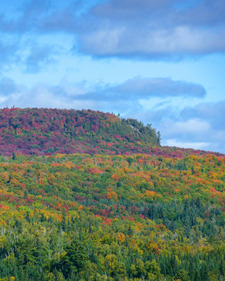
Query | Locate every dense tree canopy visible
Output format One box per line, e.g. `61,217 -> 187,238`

0,153 -> 225,280
0,108 -> 222,158
0,108 -> 160,156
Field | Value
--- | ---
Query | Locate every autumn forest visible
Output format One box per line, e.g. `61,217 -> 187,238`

0,108 -> 225,281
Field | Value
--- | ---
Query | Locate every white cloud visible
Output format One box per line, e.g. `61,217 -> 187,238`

167,119 -> 211,136
164,139 -> 210,150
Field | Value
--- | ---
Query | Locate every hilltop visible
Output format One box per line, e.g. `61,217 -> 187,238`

0,108 -> 160,156
0,108 -> 222,157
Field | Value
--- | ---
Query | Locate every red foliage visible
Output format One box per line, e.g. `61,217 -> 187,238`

0,108 -> 223,157
102,218 -> 112,225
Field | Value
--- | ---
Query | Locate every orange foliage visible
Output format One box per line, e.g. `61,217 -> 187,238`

145,190 -> 156,197
0,219 -> 7,226
78,205 -> 83,211
0,205 -> 9,210
117,232 -> 126,242
10,178 -> 20,186
107,191 -> 118,201
124,167 -> 132,173
111,174 -> 119,180
147,241 -> 161,255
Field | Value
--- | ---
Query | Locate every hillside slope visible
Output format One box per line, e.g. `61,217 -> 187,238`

0,153 -> 225,280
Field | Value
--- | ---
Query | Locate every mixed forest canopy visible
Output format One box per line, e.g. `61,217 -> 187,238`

0,107 -> 225,281
0,108 -> 160,156
0,153 -> 225,280
0,108 -> 222,158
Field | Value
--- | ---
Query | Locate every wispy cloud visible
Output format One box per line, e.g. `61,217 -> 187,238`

24,43 -> 58,73
0,40 -> 20,68
0,77 -> 18,96
73,77 -> 206,101
0,0 -> 52,33
0,76 -> 204,107
0,0 -> 79,33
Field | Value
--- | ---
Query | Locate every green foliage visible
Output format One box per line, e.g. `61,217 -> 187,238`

0,153 -> 224,280
61,239 -> 88,277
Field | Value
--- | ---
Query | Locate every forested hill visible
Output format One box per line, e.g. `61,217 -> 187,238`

0,108 -> 160,156
0,109 -> 225,280
0,108 -> 223,157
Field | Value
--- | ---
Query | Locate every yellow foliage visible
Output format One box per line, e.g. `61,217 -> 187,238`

55,153 -> 64,158
0,220 -> 6,226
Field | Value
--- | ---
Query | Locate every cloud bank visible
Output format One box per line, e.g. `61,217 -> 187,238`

0,0 -> 225,60
77,0 -> 225,58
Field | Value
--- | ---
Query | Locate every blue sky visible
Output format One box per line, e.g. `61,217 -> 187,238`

0,0 -> 225,153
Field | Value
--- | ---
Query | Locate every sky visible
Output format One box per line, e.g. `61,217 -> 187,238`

0,0 -> 225,153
